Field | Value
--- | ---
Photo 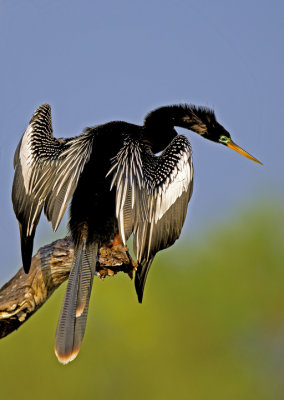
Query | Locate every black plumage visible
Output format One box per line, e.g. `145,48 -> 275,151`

12,103 -> 261,363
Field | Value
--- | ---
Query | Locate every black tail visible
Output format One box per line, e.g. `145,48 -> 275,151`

135,258 -> 154,303
20,225 -> 34,273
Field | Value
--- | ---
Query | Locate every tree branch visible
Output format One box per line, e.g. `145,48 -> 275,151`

0,237 -> 135,339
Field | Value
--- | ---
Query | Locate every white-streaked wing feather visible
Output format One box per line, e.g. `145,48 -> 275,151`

12,104 -> 94,239
108,134 -> 193,265
44,131 -> 94,231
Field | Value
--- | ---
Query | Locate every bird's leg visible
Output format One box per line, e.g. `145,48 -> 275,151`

106,233 -> 124,247
97,234 -> 137,279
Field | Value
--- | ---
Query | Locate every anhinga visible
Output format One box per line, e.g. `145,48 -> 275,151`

12,103 -> 261,363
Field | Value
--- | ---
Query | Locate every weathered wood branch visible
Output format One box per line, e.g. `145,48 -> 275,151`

0,237 -> 135,339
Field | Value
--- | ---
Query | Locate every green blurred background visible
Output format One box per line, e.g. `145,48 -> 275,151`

1,1 -> 284,399
1,202 -> 283,400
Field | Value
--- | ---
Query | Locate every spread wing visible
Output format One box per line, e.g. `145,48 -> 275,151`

12,104 -> 94,272
108,134 -> 193,302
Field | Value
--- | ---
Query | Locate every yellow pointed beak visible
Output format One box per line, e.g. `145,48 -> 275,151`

227,140 -> 262,165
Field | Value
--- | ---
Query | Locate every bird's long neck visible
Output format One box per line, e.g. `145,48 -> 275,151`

143,104 -> 208,153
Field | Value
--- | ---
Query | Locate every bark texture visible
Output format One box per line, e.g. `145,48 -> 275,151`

0,237 -> 134,339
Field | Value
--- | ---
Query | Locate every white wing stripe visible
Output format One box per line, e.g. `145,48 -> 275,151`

154,160 -> 191,223
19,125 -> 34,194
109,134 -> 193,263
13,104 -> 94,237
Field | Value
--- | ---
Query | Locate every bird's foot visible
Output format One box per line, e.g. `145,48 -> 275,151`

96,268 -> 115,280
106,233 -> 124,248
97,241 -> 137,280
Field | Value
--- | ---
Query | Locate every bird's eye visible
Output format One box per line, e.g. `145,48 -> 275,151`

219,135 -> 230,144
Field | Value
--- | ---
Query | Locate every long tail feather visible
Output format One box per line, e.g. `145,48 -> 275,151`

54,240 -> 98,364
135,257 -> 154,303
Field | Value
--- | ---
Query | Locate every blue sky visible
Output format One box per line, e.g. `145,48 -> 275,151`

0,0 -> 283,281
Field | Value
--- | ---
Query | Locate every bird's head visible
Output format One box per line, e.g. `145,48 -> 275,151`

144,104 -> 262,164
210,122 -> 262,165
182,105 -> 262,165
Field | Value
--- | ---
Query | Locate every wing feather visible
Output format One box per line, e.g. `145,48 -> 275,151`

108,134 -> 193,301
12,104 -> 94,272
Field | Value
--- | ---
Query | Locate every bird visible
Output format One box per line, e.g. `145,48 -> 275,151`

12,103 -> 261,363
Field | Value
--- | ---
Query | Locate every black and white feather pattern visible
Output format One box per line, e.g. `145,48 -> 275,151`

54,240 -> 98,364
12,104 -> 94,271
108,134 -> 193,299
